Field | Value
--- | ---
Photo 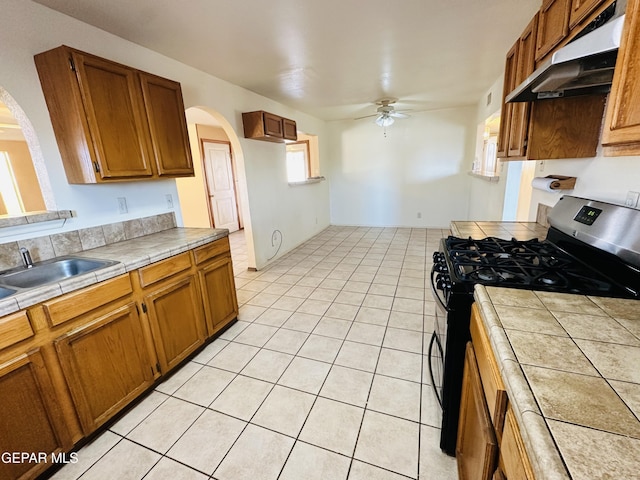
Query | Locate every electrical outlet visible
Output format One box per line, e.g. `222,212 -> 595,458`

539,160 -> 545,172
417,212 -> 422,219
165,194 -> 174,209
117,197 -> 128,214
625,191 -> 640,208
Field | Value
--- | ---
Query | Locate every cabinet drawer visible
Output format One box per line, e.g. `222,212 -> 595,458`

470,303 -> 508,438
0,310 -> 34,350
137,252 -> 192,288
43,275 -> 133,327
193,237 -> 230,265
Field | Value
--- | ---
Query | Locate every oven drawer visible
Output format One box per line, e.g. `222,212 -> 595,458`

470,303 -> 508,440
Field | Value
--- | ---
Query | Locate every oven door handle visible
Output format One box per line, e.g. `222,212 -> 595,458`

428,331 -> 443,408
430,266 -> 451,313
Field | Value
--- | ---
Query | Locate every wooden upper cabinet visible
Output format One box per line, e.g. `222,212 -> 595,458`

242,110 -> 298,143
497,41 -> 519,158
569,0 -> 608,28
602,0 -> 640,154
508,14 -> 539,158
139,73 -> 194,176
536,0 -> 572,61
34,45 -> 194,183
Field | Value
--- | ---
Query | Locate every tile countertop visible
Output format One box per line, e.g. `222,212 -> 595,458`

474,285 -> 640,480
0,227 -> 229,317
451,221 -> 548,240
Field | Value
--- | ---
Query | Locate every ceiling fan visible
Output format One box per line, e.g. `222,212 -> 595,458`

355,98 -> 410,127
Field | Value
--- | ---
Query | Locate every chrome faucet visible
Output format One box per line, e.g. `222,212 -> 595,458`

19,247 -> 33,269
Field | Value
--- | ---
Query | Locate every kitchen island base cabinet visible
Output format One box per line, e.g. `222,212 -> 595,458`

142,275 -> 206,374
0,350 -> 72,480
456,342 -> 499,480
54,303 -> 155,435
497,408 -> 535,480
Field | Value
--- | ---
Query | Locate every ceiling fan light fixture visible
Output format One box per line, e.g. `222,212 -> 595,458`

375,114 -> 394,127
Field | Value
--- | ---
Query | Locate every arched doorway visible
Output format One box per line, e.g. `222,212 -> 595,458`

178,106 -> 256,270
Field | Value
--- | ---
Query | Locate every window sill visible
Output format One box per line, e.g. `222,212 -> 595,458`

288,176 -> 326,186
468,172 -> 500,183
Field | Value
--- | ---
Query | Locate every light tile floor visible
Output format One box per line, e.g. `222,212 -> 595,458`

52,226 -> 458,480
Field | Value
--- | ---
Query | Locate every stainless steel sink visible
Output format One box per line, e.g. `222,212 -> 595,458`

0,286 -> 16,299
0,257 -> 119,290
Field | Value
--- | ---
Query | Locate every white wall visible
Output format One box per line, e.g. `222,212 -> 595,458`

528,151 -> 640,218
467,75 -> 509,221
326,107 -> 476,228
0,0 -> 330,268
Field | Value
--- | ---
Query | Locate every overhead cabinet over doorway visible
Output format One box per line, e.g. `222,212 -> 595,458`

34,45 -> 194,184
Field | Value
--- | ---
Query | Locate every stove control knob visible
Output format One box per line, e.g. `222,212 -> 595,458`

434,263 -> 448,273
432,252 -> 442,262
436,273 -> 451,290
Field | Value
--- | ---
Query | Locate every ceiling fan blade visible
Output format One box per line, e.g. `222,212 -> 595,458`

354,113 -> 378,120
390,112 -> 410,118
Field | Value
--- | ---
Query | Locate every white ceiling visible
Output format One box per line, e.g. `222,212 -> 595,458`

32,0 -> 541,121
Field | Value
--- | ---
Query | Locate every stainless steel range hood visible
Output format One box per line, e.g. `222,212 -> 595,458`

506,3 -> 626,103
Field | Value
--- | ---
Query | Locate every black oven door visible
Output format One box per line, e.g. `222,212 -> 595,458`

428,263 -> 449,409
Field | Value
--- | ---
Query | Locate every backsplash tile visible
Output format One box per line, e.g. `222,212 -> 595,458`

0,212 -> 176,271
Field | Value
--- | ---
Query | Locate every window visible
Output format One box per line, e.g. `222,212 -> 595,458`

286,140 -> 311,183
0,151 -> 24,215
472,114 -> 500,179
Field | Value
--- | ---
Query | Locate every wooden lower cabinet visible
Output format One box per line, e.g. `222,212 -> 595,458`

457,342 -> 499,480
54,303 -> 155,435
0,349 -> 72,480
198,254 -> 238,336
499,408 -> 535,480
142,274 -> 206,373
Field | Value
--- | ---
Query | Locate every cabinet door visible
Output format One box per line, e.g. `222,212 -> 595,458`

456,342 -> 498,480
497,41 -> 519,158
139,73 -> 194,176
263,112 -> 284,137
55,303 -> 154,434
569,0 -> 607,28
283,118 -> 298,141
508,14 -> 538,158
71,51 -> 154,179
198,255 -> 238,336
0,350 -> 72,480
143,275 -> 206,373
500,408 -> 535,480
536,0 -> 571,61
602,0 -> 640,152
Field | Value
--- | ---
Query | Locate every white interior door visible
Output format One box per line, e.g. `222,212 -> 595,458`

203,141 -> 239,232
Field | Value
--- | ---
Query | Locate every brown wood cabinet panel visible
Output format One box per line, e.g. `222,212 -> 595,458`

508,14 -> 539,158
0,350 -> 72,480
497,41 -> 519,158
602,0 -> 640,153
198,255 -> 238,336
569,0 -> 608,28
55,303 -> 154,434
71,51 -> 155,179
536,0 -> 572,61
143,275 -> 206,373
193,236 -> 231,265
500,408 -> 535,480
470,304 -> 508,440
528,94 -> 606,159
42,274 -> 133,327
283,118 -> 298,140
137,252 -> 192,288
242,111 -> 297,143
139,73 -> 193,176
34,45 -> 193,183
0,310 -> 34,350
456,342 -> 499,480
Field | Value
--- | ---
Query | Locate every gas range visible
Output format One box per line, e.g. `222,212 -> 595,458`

429,196 -> 640,456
